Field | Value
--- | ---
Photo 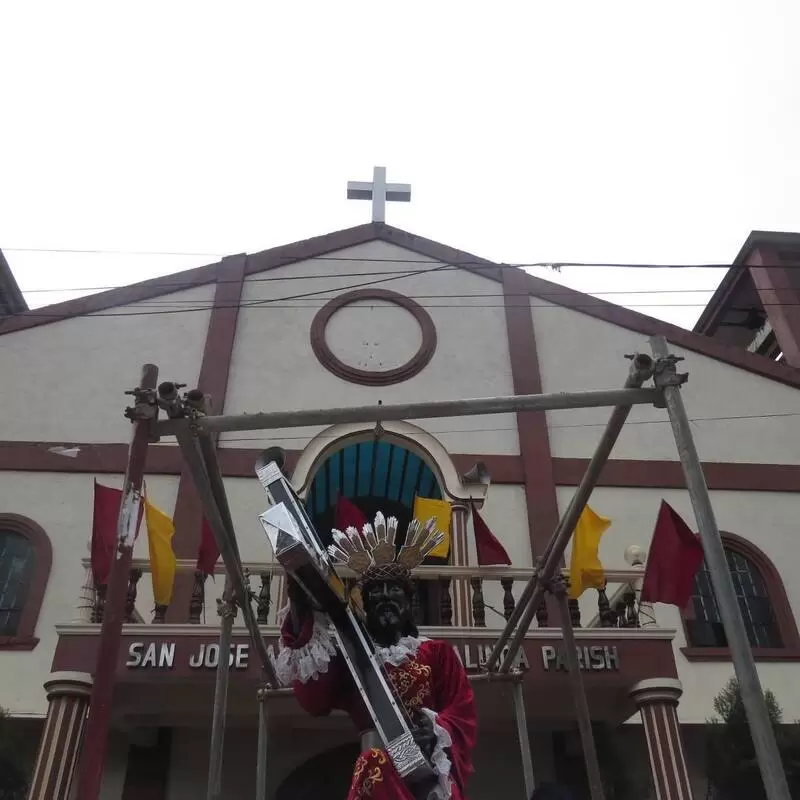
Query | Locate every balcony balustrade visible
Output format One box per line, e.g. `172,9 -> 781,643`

78,560 -> 653,632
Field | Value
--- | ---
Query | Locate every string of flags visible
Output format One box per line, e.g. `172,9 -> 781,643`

568,498 -> 704,609
334,494 -> 512,566
90,481 -> 221,612
91,477 -> 704,616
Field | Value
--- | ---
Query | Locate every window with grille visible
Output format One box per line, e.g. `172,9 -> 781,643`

686,547 -> 781,649
0,531 -> 36,637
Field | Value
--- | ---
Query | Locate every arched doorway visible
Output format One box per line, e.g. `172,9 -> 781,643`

275,742 -> 359,800
304,439 -> 447,625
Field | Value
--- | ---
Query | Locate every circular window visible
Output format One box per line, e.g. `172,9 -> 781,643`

310,289 -> 437,386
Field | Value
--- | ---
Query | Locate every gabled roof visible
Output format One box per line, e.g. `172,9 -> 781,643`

0,250 -> 28,316
1,222 -> 799,390
693,230 -> 800,334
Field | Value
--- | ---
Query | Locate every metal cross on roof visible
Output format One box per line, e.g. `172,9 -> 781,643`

346,166 -> 411,223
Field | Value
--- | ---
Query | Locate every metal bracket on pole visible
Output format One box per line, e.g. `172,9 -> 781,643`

486,354 -> 656,674
650,336 -> 791,800
510,671 -> 535,798
207,578 -> 237,800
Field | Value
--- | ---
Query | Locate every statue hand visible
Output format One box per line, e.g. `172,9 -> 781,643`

411,713 -> 437,760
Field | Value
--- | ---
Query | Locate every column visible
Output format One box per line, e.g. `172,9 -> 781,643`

450,502 -> 470,626
28,672 -> 93,800
629,678 -> 694,800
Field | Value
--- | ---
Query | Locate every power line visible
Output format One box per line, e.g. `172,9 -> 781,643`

21,278 -> 726,296
4,246 -> 225,258
213,410 -> 800,443
4,265 -> 450,322
6,410 -> 797,449
19,268 -> 453,294
13,299 -> 799,319
3,245 -> 766,270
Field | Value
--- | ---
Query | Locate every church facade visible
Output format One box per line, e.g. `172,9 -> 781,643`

1,219 -> 799,798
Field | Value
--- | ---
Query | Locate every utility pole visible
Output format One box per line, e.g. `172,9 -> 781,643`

75,365 -> 158,800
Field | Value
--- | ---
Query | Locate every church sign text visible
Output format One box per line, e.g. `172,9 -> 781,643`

126,641 -> 259,671
122,639 -> 619,675
541,645 -> 620,672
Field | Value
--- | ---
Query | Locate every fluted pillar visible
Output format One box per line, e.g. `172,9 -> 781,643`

629,678 -> 694,800
28,672 -> 93,800
450,502 -> 470,626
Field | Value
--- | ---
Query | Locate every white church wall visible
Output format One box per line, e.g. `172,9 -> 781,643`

530,299 -> 800,463
0,284 -> 213,443
558,484 -> 800,723
0,471 -> 179,715
222,241 -> 519,457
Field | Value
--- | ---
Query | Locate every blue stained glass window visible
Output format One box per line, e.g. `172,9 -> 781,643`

305,441 -> 442,522
357,442 -> 374,497
0,531 -> 35,637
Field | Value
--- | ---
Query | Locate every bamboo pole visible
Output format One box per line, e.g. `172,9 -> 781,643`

75,364 -> 158,800
651,335 -> 790,800
175,430 -> 279,687
256,686 -> 269,800
485,354 -> 656,673
156,387 -> 660,437
552,585 -> 605,800
207,578 -> 236,800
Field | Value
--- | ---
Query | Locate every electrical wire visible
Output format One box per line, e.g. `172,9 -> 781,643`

6,264 -> 454,321
21,279 -> 728,296
3,245 -> 774,270
11,299 -> 797,319
4,410 -> 797,450
209,410 -> 800,444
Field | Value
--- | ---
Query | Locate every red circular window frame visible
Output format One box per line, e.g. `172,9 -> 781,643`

310,289 -> 437,386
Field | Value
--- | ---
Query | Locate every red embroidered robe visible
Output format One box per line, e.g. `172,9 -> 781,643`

279,612 -> 476,799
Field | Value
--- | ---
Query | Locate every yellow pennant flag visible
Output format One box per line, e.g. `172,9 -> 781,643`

568,505 -> 612,599
144,497 -> 177,606
413,496 -> 452,560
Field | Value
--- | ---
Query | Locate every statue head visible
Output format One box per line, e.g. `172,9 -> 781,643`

327,511 -> 442,646
361,576 -> 418,646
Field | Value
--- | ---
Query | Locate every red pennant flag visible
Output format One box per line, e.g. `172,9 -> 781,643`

335,496 -> 369,532
641,501 -> 704,607
196,517 -> 220,577
472,503 -> 511,566
91,480 -> 144,586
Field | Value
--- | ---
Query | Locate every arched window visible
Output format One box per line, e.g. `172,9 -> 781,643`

305,439 -> 447,625
0,515 -> 52,650
0,531 -> 36,636
682,532 -> 800,661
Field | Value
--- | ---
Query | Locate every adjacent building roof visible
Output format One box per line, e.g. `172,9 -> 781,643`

1,223 -> 799,390
693,230 -> 800,336
0,249 -> 27,316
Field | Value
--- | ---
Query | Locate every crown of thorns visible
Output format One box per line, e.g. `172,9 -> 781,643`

327,511 -> 445,584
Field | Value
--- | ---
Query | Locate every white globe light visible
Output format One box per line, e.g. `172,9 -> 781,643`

624,544 -> 645,567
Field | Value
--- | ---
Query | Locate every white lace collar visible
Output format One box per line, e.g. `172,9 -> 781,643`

375,635 -> 429,667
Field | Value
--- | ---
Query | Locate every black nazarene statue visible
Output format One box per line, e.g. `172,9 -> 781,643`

276,512 -> 477,800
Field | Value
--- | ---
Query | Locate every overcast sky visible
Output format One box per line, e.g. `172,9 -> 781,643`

2,1 -> 799,329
